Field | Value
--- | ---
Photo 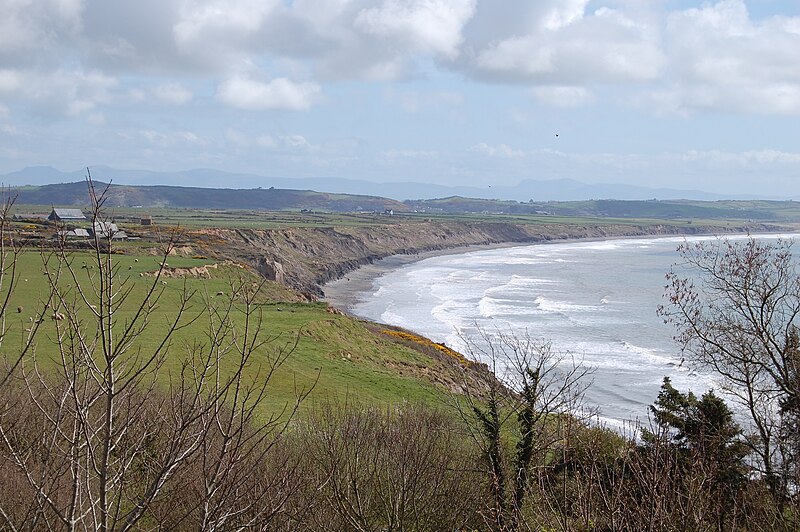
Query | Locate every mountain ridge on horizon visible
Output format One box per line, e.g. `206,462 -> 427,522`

1,165 -> 768,202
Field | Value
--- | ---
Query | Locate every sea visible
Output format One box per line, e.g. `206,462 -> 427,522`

341,233 -> 799,428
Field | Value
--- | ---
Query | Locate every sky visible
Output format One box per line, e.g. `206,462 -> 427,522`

1,0 -> 800,196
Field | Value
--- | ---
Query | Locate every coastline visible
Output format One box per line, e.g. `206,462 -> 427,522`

321,241 -> 525,312
320,229 -> 798,314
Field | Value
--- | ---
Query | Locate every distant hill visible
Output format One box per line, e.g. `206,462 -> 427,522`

9,181 -> 406,213
405,196 -> 800,222
0,165 -> 764,202
7,180 -> 800,222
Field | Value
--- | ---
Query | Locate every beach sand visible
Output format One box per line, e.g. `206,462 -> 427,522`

321,242 -> 527,312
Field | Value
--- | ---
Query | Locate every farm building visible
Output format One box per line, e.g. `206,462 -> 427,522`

48,208 -> 86,222
91,221 -> 127,240
56,228 -> 90,239
13,213 -> 50,221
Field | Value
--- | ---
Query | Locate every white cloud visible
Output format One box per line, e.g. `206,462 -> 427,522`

140,129 -> 206,146
216,76 -> 321,111
173,0 -> 282,67
174,0 -> 277,43
0,0 -> 83,65
470,143 -> 525,158
0,70 -> 23,92
283,134 -> 312,149
256,135 -> 277,149
384,88 -> 463,113
0,69 -> 118,118
532,85 -> 594,107
379,148 -> 439,160
676,149 -> 800,167
153,83 -> 193,105
460,2 -> 665,85
653,0 -> 800,115
355,0 -> 476,58
542,0 -> 589,31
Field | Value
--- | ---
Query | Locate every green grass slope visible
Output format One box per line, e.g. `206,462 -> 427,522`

0,247 -> 474,417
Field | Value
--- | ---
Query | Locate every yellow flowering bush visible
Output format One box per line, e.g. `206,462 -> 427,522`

381,329 -> 471,366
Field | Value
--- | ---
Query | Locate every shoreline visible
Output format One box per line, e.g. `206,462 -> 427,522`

320,229 -> 797,314
321,241 -> 525,312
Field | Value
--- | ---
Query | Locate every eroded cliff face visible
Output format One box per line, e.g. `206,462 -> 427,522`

189,220 -> 779,298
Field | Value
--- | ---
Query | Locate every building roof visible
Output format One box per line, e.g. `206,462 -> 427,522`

91,221 -> 127,239
49,208 -> 86,221
13,213 -> 50,221
56,228 -> 90,238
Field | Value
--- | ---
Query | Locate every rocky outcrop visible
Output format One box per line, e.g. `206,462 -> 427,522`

189,220 -> 783,298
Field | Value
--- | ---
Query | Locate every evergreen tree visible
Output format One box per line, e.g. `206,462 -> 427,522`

643,378 -> 749,521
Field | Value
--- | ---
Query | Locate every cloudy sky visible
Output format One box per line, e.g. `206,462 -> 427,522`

1,0 -> 800,196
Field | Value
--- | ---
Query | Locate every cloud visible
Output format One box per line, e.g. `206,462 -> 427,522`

283,134 -> 312,149
140,129 -> 207,146
255,135 -> 277,149
153,83 -> 193,105
649,0 -> 800,115
456,1 -> 665,85
676,149 -> 800,167
531,85 -> 594,107
172,0 -> 283,68
384,88 -> 463,113
1,0 -> 798,120
216,76 -> 321,111
355,0 -> 476,58
379,148 -> 439,160
470,143 -> 525,158
224,128 -> 322,152
0,69 -> 23,92
0,68 -> 118,119
0,0 -> 83,67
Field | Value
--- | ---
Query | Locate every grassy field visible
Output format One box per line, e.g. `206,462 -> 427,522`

1,245 -> 469,418
4,202 -> 793,421
12,202 -> 760,231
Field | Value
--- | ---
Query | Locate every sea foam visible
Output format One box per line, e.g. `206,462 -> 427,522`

350,233 -> 800,424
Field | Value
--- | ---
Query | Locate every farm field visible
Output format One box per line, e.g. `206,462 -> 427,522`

0,245 -> 472,419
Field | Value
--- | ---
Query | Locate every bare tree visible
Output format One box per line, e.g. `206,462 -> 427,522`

451,328 -> 593,531
659,236 -> 800,499
0,191 -> 50,389
0,177 -> 308,530
296,401 -> 483,531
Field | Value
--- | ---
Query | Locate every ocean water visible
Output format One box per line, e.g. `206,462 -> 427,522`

349,233 -> 798,427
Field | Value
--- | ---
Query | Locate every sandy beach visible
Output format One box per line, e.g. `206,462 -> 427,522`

321,241 -> 527,312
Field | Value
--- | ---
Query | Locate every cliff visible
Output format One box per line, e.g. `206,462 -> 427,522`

188,220 -> 783,298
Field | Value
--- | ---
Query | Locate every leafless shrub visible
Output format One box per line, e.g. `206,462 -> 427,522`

0,176 -> 308,530
293,401 -> 484,531
451,328 -> 594,531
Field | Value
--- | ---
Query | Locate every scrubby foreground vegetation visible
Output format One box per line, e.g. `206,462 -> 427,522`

1,187 -> 799,530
